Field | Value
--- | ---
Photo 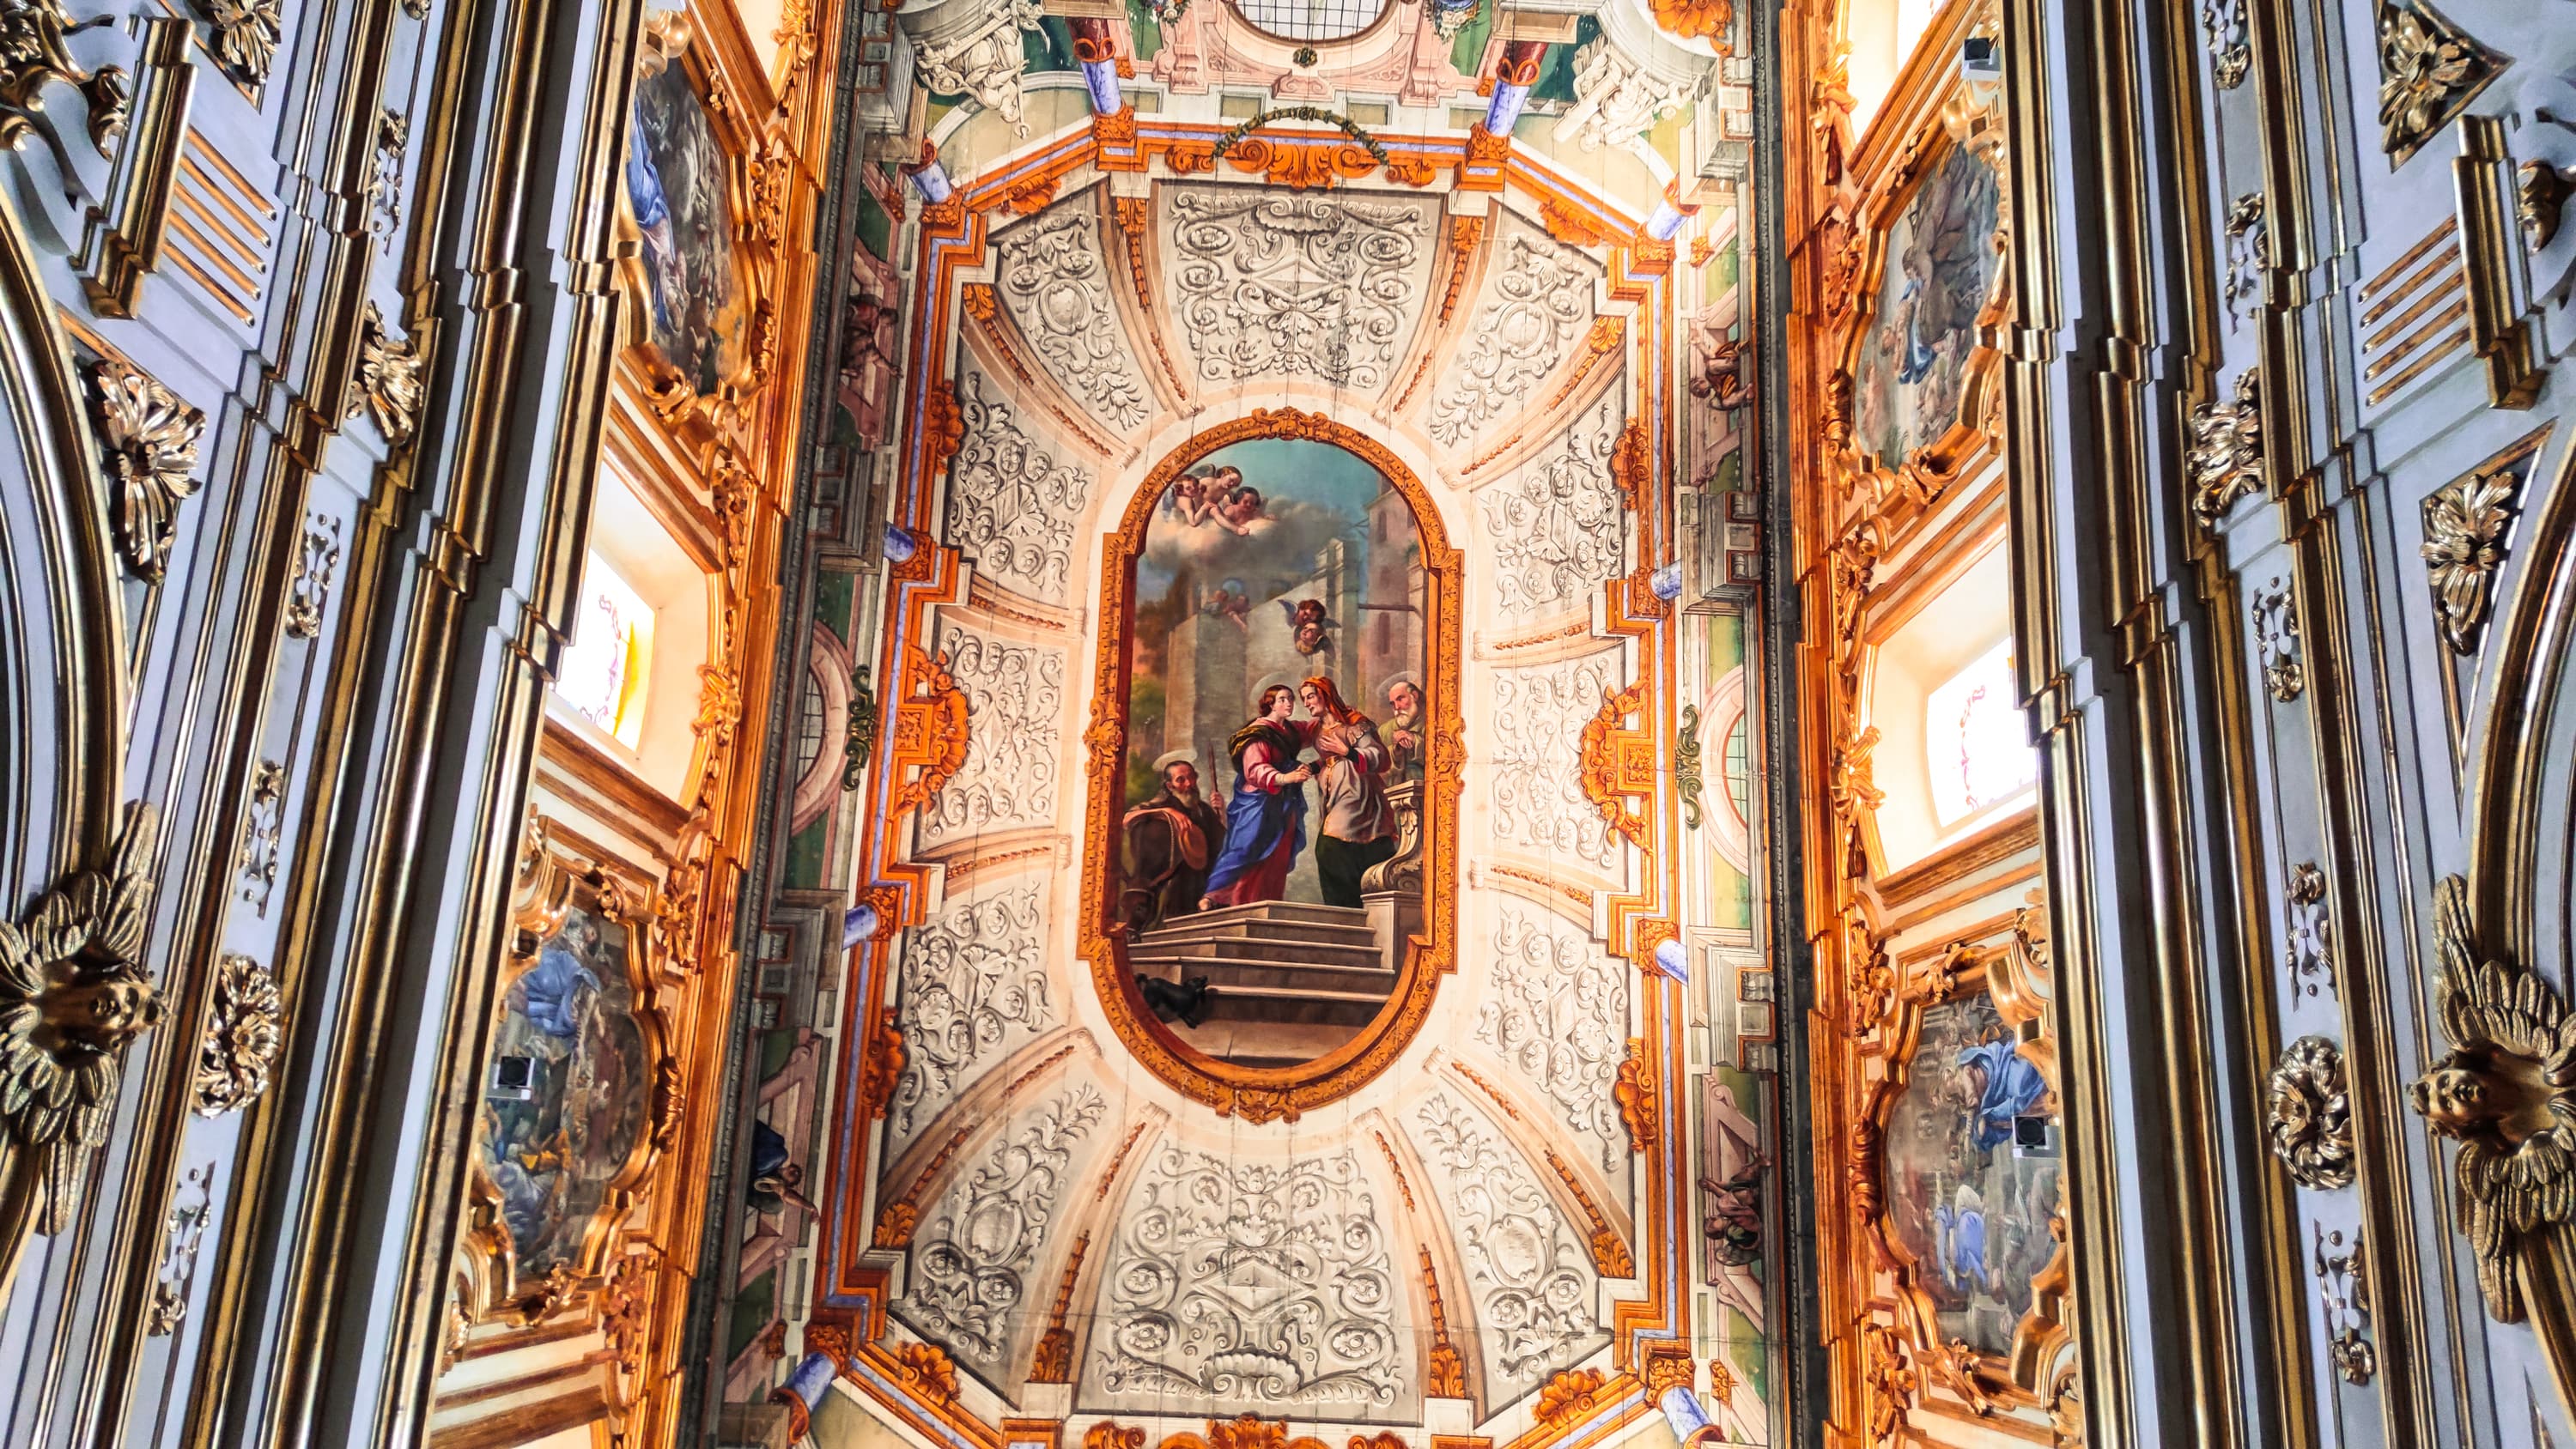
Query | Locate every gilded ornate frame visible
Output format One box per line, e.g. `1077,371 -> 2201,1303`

1077,407 -> 1462,1123
611,13 -> 783,427
1823,54 -> 2011,507
1853,907 -> 2075,1416
451,816 -> 679,1342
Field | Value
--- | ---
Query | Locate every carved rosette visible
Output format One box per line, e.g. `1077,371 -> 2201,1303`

89,360 -> 207,582
0,803 -> 165,1233
192,954 -> 282,1116
2267,1035 -> 2356,1189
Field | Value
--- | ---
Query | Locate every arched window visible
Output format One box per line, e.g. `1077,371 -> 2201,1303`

560,551 -> 657,749
1924,639 -> 2034,828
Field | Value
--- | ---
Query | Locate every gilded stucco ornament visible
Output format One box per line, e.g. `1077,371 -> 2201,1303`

2188,369 -> 2263,530
89,360 -> 205,583
2524,161 -> 2574,251
2421,463 -> 2517,653
352,303 -> 425,448
2314,1224 -> 2376,1385
0,802 -> 164,1234
204,0 -> 282,85
2409,876 -> 2576,1321
0,0 -> 129,151
2268,1035 -> 2356,1189
2199,0 -> 2250,88
2373,0 -> 2506,164
192,953 -> 280,1116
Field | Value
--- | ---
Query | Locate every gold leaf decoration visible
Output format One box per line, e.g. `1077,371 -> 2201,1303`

2420,464 -> 2518,654
192,954 -> 281,1116
351,303 -> 425,448
88,361 -> 205,583
0,802 -> 165,1234
2523,161 -> 2574,251
2409,876 -> 2576,1322
204,0 -> 282,85
0,0 -> 131,152
2267,1035 -> 2356,1188
2374,0 -> 2506,165
2187,368 -> 2263,531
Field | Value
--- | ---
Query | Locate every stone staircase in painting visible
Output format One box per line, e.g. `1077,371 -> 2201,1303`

1127,900 -> 1396,1069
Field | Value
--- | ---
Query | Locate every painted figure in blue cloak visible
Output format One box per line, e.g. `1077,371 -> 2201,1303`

623,118 -> 686,342
1893,276 -> 1940,383
1934,1185 -> 1989,1291
513,944 -> 601,1040
1198,684 -> 1314,910
1957,1036 -> 2048,1154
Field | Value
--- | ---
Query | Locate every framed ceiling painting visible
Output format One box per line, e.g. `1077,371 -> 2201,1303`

452,818 -> 678,1349
1856,903 -> 2075,1420
1827,61 -> 2010,503
1079,408 -> 1462,1123
617,18 -> 778,420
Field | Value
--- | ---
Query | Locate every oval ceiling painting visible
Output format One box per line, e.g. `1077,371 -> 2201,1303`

1085,414 -> 1459,1117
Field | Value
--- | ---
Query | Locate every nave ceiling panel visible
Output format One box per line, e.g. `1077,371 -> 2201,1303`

795,107 -> 1727,1449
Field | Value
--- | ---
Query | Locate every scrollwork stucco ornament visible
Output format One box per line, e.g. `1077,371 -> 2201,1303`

0,0 -> 130,152
2268,1035 -> 2357,1189
89,360 -> 205,583
192,954 -> 281,1116
2410,875 -> 2576,1322
0,802 -> 166,1234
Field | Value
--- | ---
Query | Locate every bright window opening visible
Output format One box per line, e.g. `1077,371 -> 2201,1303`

1230,0 -> 1388,41
1925,640 -> 2033,828
559,552 -> 657,749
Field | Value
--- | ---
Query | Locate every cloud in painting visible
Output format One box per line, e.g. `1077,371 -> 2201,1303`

1141,496 -> 1355,598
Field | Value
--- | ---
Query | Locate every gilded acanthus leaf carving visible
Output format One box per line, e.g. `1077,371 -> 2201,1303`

192,954 -> 281,1116
2200,0 -> 2250,88
204,0 -> 283,86
2373,0 -> 2505,165
2419,464 -> 2517,654
2187,368 -> 2263,531
0,802 -> 165,1234
89,360 -> 206,583
2409,875 -> 2576,1321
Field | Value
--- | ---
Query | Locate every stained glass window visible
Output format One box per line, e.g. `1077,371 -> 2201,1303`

558,552 -> 655,749
1925,640 -> 2034,828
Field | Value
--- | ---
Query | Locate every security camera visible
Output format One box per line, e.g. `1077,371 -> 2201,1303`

1961,36 -> 2002,81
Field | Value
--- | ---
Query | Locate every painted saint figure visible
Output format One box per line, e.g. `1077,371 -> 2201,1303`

1299,676 -> 1395,907
1954,1034 -> 2050,1155
1199,685 -> 1315,910
1121,756 -> 1226,931
1383,676 -> 1425,784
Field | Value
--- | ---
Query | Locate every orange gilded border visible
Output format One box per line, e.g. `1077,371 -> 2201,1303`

1078,408 -> 1463,1123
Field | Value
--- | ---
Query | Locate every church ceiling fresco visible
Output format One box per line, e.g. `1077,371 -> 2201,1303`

756,0 -> 1767,1442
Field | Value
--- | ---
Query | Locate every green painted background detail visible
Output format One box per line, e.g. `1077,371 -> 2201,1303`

760,1027 -> 799,1079
1710,448 -> 1743,494
1127,0 -> 1163,61
815,567 -> 856,647
1704,612 -> 1751,928
784,815 -> 829,892
854,186 -> 893,264
1448,5 -> 1492,81
728,1268 -> 776,1358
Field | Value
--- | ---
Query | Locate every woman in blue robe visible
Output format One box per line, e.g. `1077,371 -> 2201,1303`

1957,1037 -> 2049,1154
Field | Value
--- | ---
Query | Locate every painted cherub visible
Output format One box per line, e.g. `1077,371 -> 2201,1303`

1279,597 -> 1335,657
1165,469 -> 1218,527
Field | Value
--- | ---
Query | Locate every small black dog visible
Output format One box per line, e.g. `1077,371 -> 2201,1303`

1138,975 -> 1218,1028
